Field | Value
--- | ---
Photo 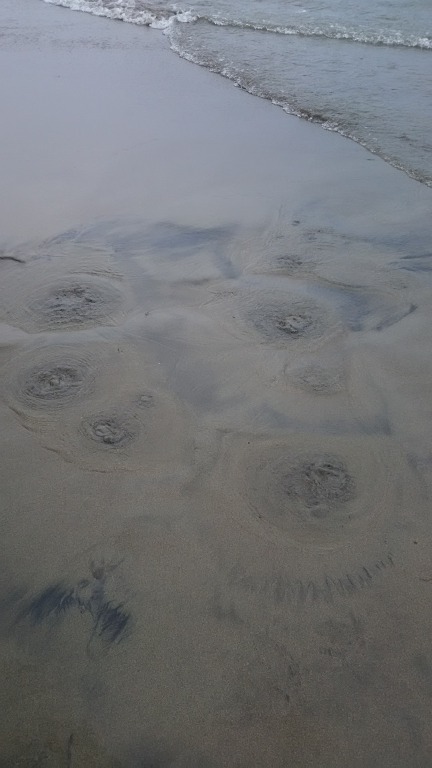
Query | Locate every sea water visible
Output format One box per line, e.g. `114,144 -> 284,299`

41,0 -> 432,187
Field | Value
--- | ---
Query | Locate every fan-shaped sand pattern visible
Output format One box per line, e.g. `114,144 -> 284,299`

197,432 -> 426,601
230,434 -> 417,547
17,544 -> 132,657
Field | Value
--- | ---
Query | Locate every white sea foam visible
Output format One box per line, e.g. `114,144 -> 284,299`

40,0 -> 432,187
42,0 -> 432,49
167,28 -> 432,188
43,0 -> 181,28
209,17 -> 432,50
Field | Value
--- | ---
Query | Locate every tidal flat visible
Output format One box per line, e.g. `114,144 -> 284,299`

1,1 -> 432,766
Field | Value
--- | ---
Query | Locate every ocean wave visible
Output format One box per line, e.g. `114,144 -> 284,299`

42,0 -> 432,49
40,0 -> 432,187
42,0 -> 196,29
208,18 -> 432,50
168,34 -> 432,188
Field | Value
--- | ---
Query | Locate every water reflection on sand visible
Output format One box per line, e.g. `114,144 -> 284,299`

1,217 -> 432,767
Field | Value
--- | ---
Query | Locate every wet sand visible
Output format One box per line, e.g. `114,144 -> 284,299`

1,1 -> 432,766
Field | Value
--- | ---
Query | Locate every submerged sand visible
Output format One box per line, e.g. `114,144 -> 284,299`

1,1 -> 432,766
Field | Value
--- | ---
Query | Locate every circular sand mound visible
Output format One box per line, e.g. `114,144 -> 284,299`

9,350 -> 95,414
238,435 -> 410,550
80,413 -> 136,449
253,307 -> 315,339
202,282 -> 343,354
0,259 -> 130,332
136,391 -> 155,409
239,438 -> 379,549
290,363 -> 347,395
276,454 -> 355,519
22,364 -> 88,403
248,296 -> 330,345
195,432 -> 427,605
57,390 -> 195,474
29,278 -> 123,330
3,341 -> 205,479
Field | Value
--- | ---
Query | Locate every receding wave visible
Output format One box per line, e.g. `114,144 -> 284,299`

42,0 -> 432,49
41,0 -> 432,187
42,0 -> 196,29
167,32 -> 432,188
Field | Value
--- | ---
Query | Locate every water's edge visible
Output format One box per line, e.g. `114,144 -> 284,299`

42,0 -> 432,188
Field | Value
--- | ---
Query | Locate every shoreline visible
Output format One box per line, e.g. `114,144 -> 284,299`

41,0 -> 432,189
0,0 -> 431,246
1,1 -> 432,766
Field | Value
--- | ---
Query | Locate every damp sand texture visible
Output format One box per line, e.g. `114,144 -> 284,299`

1,2 -> 432,768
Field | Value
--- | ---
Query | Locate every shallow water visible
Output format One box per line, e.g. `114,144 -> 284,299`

41,0 -> 432,186
2,212 -> 432,766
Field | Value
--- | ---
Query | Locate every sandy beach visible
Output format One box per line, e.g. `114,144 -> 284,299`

1,1 -> 432,766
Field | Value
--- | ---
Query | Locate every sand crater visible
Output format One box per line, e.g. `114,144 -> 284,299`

251,302 -> 321,341
81,414 -> 135,448
280,455 -> 355,518
19,360 -> 90,408
30,278 -> 123,330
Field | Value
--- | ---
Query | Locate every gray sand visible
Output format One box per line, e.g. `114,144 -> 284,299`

1,1 -> 432,766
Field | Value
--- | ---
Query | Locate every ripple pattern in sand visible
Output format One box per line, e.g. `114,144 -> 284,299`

201,283 -> 343,358
4,344 -> 98,419
0,260 -> 129,333
29,277 -> 124,330
199,432 -> 425,595
247,295 -> 341,352
4,341 -> 200,476
60,393 -> 195,475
